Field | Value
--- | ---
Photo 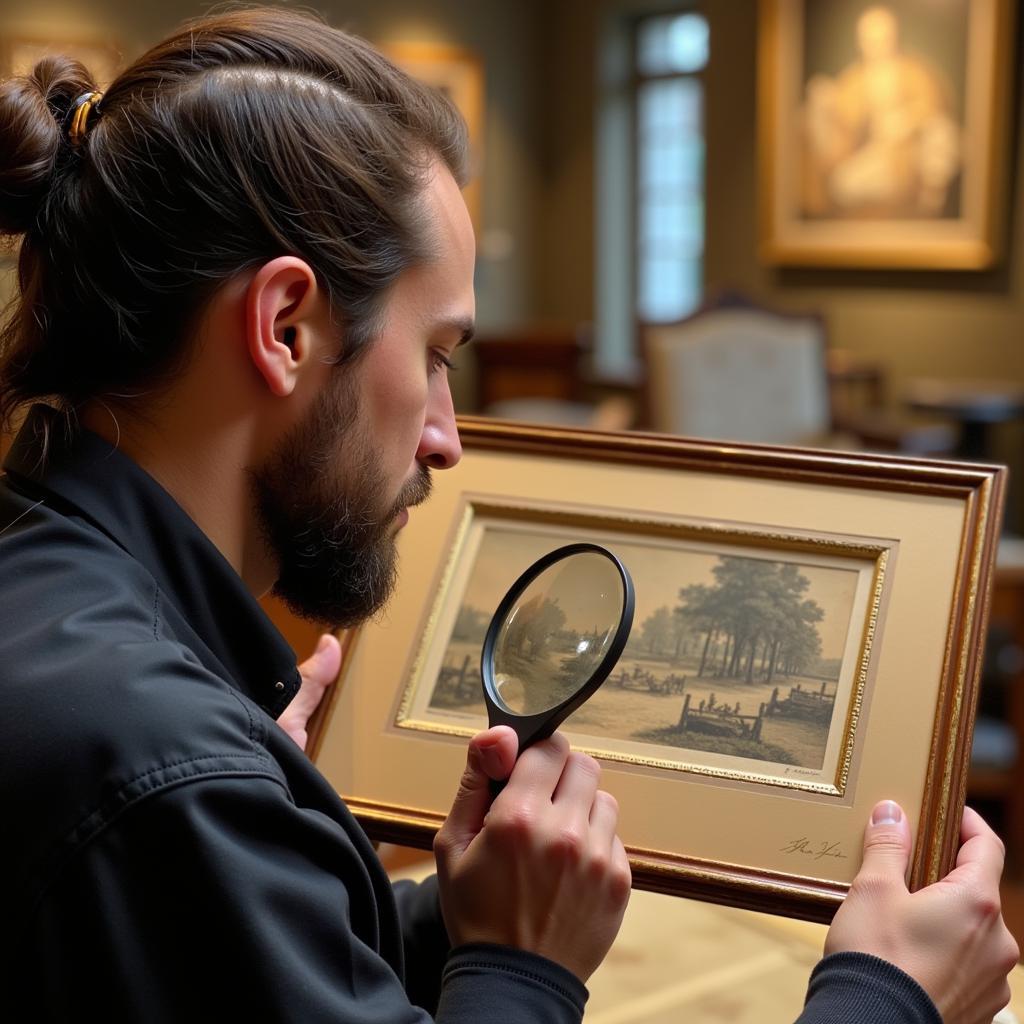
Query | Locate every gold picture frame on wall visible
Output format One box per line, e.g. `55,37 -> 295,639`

310,419 -> 1004,922
758,0 -> 1015,269
3,34 -> 123,89
382,42 -> 484,233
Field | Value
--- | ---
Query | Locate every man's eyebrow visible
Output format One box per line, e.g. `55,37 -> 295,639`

437,316 -> 475,347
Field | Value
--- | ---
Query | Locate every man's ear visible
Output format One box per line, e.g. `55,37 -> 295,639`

244,256 -> 323,397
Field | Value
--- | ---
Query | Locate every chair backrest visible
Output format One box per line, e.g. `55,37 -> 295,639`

644,297 -> 831,445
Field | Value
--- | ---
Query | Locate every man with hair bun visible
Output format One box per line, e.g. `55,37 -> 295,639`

0,7 -> 1016,1022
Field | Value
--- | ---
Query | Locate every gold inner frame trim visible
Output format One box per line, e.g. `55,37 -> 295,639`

393,496 -> 890,798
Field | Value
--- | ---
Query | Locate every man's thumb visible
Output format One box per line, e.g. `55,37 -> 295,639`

859,800 -> 912,883
300,633 -> 342,685
436,731 -> 514,856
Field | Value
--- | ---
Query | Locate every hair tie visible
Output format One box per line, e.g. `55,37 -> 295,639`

66,91 -> 103,146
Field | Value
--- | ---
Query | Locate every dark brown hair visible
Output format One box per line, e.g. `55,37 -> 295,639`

0,7 -> 468,432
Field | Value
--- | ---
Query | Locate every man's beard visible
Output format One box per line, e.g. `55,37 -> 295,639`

250,374 -> 432,628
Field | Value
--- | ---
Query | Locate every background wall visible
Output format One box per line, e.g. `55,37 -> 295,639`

703,4 -> 1024,399
2,0 -> 1022,416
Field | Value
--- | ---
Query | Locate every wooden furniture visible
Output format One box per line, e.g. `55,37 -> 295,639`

972,537 -> 1024,874
473,325 -> 588,411
906,378 -> 1024,459
472,324 -> 636,430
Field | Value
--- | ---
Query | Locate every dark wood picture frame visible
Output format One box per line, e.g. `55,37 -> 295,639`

310,420 -> 1004,922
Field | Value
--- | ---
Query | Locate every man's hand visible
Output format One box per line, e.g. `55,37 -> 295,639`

278,634 -> 342,751
433,727 -> 631,983
825,801 -> 1019,1024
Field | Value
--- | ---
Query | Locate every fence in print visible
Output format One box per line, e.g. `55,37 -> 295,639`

610,665 -> 687,695
432,654 -> 478,707
677,691 -> 765,741
670,680 -> 836,746
427,640 -> 839,770
764,680 -> 835,723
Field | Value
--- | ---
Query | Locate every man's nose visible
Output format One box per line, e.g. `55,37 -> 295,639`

417,390 -> 462,469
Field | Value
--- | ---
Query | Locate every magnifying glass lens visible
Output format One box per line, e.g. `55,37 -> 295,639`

480,543 -> 635,755
492,553 -> 624,716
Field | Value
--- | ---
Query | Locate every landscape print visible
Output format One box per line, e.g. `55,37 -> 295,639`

411,523 -> 872,784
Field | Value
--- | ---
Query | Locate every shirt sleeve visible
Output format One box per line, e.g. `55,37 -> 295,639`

22,772 -> 587,1024
797,952 -> 942,1024
392,874 -> 451,1013
389,877 -> 588,1023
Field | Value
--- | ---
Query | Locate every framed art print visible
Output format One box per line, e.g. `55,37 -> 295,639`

311,419 -> 1004,922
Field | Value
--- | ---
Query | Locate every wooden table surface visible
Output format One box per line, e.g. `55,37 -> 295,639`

391,856 -> 1022,1023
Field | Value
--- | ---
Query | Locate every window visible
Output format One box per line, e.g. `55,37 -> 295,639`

595,9 -> 708,379
634,11 -> 708,324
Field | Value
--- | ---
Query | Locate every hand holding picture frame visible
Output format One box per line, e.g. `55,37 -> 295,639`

310,419 -> 1004,922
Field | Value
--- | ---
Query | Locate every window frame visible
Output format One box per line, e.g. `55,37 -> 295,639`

630,9 -> 708,333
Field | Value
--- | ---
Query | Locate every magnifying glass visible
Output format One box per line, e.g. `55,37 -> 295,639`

481,542 -> 635,767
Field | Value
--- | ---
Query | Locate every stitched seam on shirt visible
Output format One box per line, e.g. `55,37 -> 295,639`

117,752 -> 269,790
70,758 -> 287,848
446,960 -> 582,1005
27,762 -> 292,923
151,583 -> 161,641
138,578 -> 270,753
57,754 -> 280,865
227,685 -> 268,749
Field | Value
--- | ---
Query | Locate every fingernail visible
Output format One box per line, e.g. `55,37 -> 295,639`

872,801 -> 902,825
481,744 -> 505,779
472,739 -> 504,778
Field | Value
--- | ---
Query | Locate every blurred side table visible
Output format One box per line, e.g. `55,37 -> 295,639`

973,536 -> 1024,875
905,378 -> 1024,459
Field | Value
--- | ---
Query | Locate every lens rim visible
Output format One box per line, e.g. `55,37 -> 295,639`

480,542 -> 635,751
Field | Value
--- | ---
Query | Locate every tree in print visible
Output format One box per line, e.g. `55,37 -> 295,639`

502,594 -> 567,662
635,605 -> 701,661
680,557 -> 825,683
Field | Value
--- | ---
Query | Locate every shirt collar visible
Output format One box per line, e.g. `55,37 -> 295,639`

3,405 -> 301,717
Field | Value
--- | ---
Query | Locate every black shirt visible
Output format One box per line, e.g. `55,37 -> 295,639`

0,405 -> 938,1023
0,406 -> 587,1022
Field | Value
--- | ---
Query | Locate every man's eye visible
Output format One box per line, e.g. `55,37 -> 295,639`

431,351 -> 457,375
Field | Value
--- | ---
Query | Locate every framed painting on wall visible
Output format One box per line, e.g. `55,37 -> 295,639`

3,34 -> 123,89
310,419 -> 1004,922
382,42 -> 485,233
758,0 -> 1015,269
